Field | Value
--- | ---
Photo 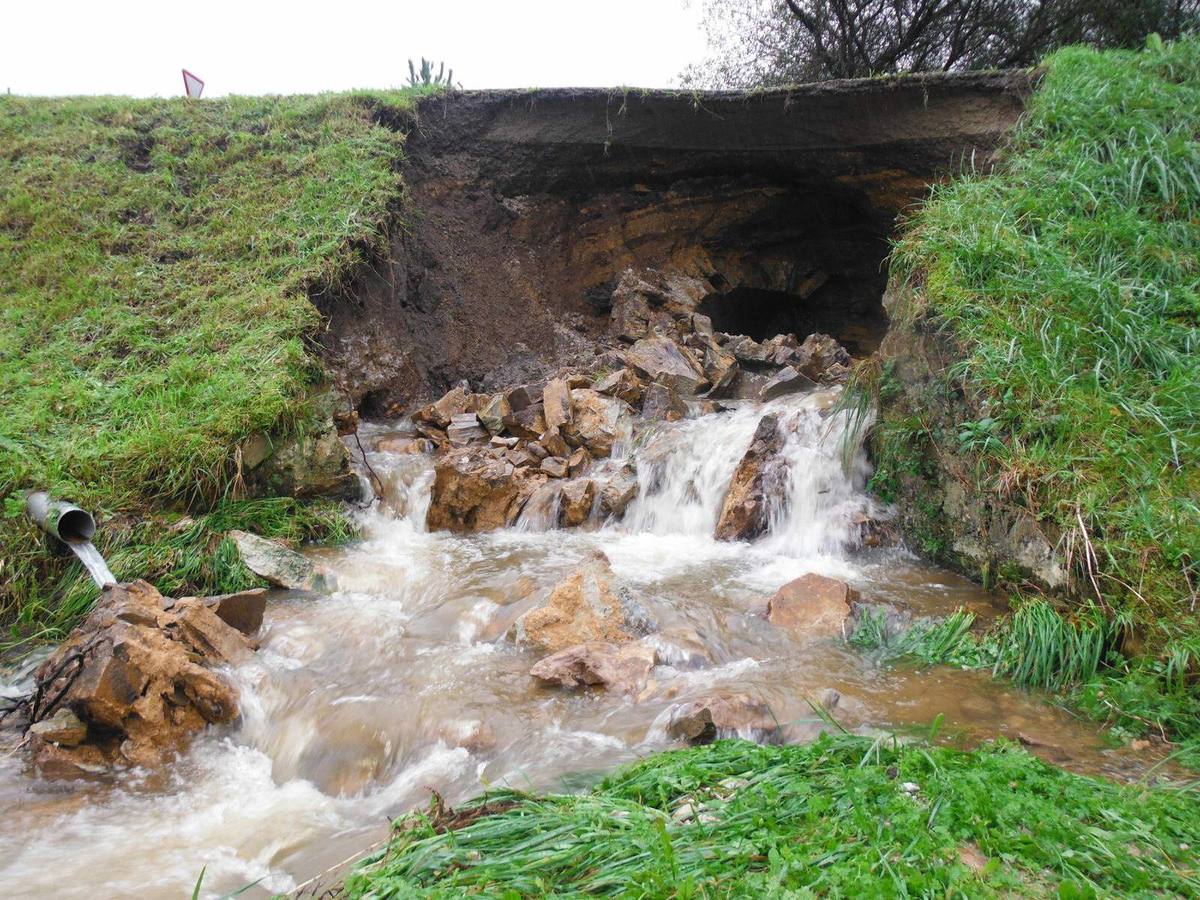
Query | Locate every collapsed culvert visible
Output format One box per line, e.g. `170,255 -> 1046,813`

315,72 -> 1032,414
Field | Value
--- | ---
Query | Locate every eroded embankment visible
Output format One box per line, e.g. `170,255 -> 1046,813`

315,73 -> 1031,416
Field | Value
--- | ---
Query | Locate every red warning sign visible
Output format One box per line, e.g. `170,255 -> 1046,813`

182,69 -> 205,98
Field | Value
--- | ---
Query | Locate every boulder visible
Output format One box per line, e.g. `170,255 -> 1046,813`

505,383 -> 542,413
564,389 -> 630,458
512,551 -> 656,654
202,589 -> 268,636
794,333 -> 852,382
599,465 -> 639,519
502,402 -> 547,440
539,427 -> 570,458
723,335 -> 772,366
766,574 -> 857,638
664,693 -> 780,745
540,457 -> 568,478
447,412 -> 488,445
594,367 -> 645,406
427,447 -> 546,533
759,366 -> 815,402
559,478 -> 596,527
416,386 -> 471,428
477,394 -> 511,435
542,378 -> 573,429
26,581 -> 248,773
642,382 -> 688,421
230,530 -> 322,591
243,422 -> 361,502
530,641 -> 656,694
623,335 -> 709,396
714,415 -> 786,541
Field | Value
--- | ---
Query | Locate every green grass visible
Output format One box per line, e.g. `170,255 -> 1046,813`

345,736 -> 1200,897
885,37 -> 1200,638
0,89 -> 430,636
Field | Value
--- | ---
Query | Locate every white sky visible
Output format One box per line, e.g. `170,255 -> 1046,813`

3,0 -> 709,97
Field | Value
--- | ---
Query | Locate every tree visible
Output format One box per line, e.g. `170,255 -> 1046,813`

682,0 -> 1200,87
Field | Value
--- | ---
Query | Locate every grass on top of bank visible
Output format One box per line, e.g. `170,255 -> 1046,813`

345,736 -> 1200,897
887,37 -> 1200,635
0,88 -> 429,638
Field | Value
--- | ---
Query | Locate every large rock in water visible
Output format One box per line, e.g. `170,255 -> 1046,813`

230,530 -> 321,590
564,389 -> 631,458
427,447 -> 546,532
25,581 -> 250,777
766,574 -> 858,637
529,641 -> 656,694
714,414 -> 787,541
662,693 -> 781,745
512,551 -> 656,654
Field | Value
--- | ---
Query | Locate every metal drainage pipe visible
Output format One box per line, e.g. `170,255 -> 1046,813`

24,491 -> 97,544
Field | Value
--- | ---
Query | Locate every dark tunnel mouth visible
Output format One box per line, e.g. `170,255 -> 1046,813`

696,284 -> 890,356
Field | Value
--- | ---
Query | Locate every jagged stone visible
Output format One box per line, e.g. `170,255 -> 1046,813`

540,457 -> 568,478
502,402 -> 547,440
794,333 -> 852,382
530,641 -> 656,694
664,693 -> 780,745
539,427 -> 570,458
542,378 -> 573,429
642,382 -> 688,421
567,447 -> 590,476
447,412 -> 488,445
416,386 -> 471,428
427,447 -> 546,533
27,581 -> 248,774
202,588 -> 268,636
512,551 -> 656,654
564,389 -> 630,458
230,530 -> 321,591
477,394 -> 512,435
594,367 -> 645,406
559,478 -> 596,527
714,415 -> 786,541
759,366 -> 815,401
623,335 -> 709,396
599,464 -> 639,519
767,574 -> 857,637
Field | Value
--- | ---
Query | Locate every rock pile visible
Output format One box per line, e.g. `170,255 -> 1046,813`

416,266 -> 853,535
14,580 -> 263,779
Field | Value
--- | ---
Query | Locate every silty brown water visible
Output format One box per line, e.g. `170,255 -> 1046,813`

0,389 -> 1158,898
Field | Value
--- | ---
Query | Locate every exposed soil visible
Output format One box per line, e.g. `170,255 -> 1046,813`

313,73 -> 1032,416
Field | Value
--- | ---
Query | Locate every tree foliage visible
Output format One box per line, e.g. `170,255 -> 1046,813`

683,0 -> 1199,85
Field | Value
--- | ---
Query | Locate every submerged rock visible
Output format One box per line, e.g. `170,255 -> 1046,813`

530,641 -> 656,694
230,530 -> 322,591
24,581 -> 249,776
766,574 -> 858,638
663,693 -> 780,745
714,414 -> 786,541
512,551 -> 656,654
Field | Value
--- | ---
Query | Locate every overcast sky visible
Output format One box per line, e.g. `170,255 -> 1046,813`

3,0 -> 709,97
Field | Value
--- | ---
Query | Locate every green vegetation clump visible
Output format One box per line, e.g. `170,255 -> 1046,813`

882,38 -> 1200,639
0,89 -> 429,639
345,736 -> 1200,897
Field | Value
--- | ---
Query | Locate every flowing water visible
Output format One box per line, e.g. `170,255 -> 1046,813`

66,539 -> 116,589
0,389 -> 1161,898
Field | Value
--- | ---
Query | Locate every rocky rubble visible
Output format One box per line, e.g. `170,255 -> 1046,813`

13,581 -> 264,779
408,265 -> 855,536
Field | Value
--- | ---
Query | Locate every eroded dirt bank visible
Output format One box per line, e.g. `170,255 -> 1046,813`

314,73 -> 1032,416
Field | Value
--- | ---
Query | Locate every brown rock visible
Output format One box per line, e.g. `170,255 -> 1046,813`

564,389 -> 630,458
794,333 -> 852,382
642,382 -> 688,421
623,335 -> 709,396
200,589 -> 267,637
530,641 -> 656,694
503,402 -> 547,440
478,394 -> 512,435
542,378 -> 573,429
27,581 -> 245,775
540,457 -> 568,478
599,464 -> 639,519
436,719 -> 497,753
539,427 -> 570,458
559,478 -> 597,527
28,708 -> 88,746
426,448 -> 545,533
759,366 -> 815,402
375,435 -> 434,455
714,414 -> 786,541
664,693 -> 780,745
766,574 -> 857,637
416,386 -> 471,428
567,448 -> 591,476
447,412 -> 488,445
594,368 -> 645,406
491,435 -> 519,449
512,551 -> 656,654
505,383 -> 542,412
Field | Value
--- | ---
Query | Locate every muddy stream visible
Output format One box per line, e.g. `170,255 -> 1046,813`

0,390 -> 1155,897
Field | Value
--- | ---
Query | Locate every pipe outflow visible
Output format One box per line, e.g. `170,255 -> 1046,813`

25,491 -> 97,543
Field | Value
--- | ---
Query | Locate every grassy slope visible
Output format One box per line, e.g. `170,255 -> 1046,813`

879,38 -> 1199,637
346,737 -> 1200,897
0,90 -> 423,640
